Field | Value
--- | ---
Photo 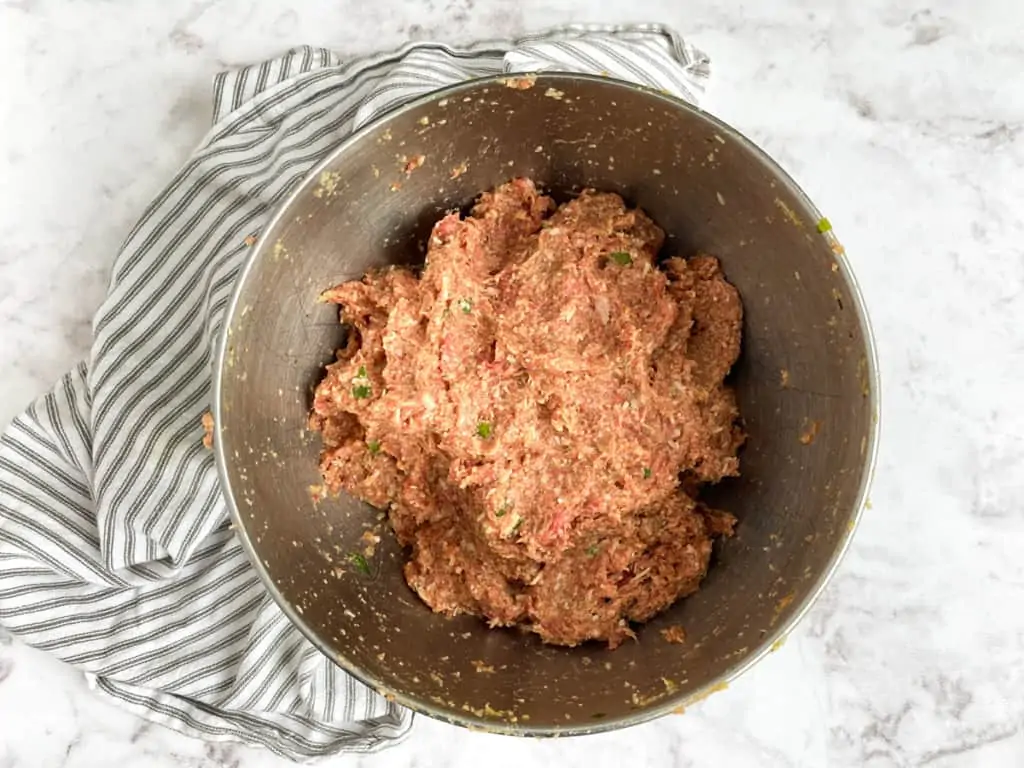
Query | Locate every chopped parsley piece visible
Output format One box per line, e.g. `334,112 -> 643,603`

348,552 -> 370,575
586,544 -> 600,557
367,440 -> 381,455
816,217 -> 833,233
457,298 -> 473,314
609,251 -> 633,266
476,421 -> 492,439
495,501 -> 510,518
352,366 -> 371,399
510,518 -> 524,535
643,467 -> 652,479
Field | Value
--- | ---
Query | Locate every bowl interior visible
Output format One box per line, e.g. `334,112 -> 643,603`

216,73 -> 876,733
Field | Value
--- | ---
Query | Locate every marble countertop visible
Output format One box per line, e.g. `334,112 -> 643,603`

2,0 -> 1023,766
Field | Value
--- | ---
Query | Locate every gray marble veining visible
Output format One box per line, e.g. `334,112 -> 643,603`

1,0 -> 1023,766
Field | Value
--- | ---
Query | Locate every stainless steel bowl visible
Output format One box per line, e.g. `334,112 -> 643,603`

214,72 -> 879,735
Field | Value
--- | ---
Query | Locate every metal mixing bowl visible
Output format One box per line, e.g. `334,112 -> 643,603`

214,73 -> 879,735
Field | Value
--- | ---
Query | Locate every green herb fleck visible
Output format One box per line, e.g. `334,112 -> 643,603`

586,544 -> 600,557
510,518 -> 524,535
357,365 -> 367,377
643,467 -> 652,479
495,501 -> 510,518
348,552 -> 370,575
816,217 -> 832,233
367,440 -> 381,455
609,251 -> 633,266
457,298 -> 473,314
476,421 -> 492,439
352,384 -> 371,399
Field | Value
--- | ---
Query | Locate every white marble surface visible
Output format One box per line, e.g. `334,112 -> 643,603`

2,0 -> 1023,765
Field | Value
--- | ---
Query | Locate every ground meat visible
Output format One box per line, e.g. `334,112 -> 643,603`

201,411 -> 215,449
310,178 -> 744,647
660,625 -> 687,644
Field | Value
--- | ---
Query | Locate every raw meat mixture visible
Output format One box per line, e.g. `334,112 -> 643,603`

309,178 -> 744,647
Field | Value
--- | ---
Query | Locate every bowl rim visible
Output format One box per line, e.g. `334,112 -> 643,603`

213,70 -> 881,737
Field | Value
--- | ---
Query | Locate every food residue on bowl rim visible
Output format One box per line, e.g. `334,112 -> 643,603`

500,74 -> 537,90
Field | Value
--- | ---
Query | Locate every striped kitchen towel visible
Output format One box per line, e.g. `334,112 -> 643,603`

0,24 -> 708,761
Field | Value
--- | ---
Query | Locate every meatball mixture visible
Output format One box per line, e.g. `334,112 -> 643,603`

310,178 -> 744,647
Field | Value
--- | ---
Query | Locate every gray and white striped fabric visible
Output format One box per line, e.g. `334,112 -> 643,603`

0,24 -> 708,761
